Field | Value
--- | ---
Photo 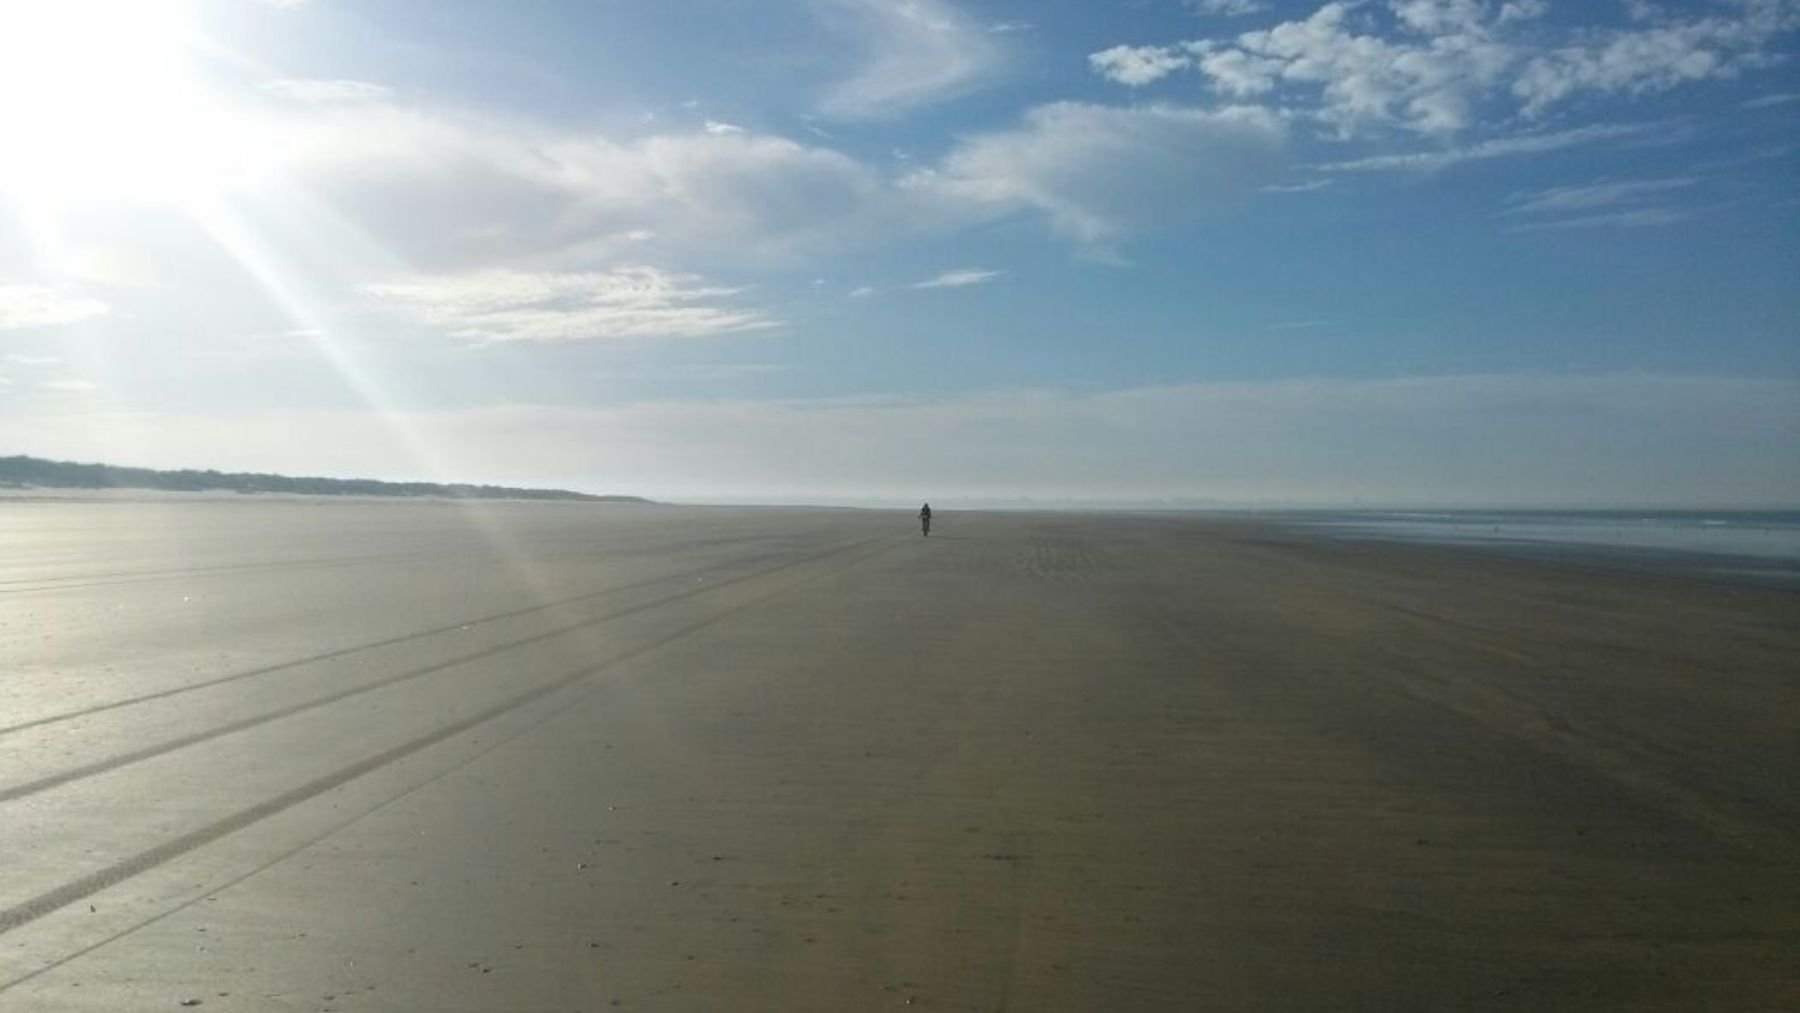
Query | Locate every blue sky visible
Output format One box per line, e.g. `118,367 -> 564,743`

0,0 -> 1795,504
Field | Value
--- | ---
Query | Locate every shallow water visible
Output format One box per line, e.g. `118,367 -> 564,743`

1289,509 -> 1800,584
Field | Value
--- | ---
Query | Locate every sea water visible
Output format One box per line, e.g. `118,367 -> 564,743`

1291,510 -> 1800,585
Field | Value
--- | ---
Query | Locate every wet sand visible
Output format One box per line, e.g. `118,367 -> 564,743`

1,500 -> 1796,1010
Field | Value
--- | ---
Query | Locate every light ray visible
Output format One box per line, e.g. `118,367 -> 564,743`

181,185 -> 587,619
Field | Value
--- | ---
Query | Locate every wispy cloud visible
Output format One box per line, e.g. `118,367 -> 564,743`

224,89 -> 1293,280
1261,178 -> 1331,193
1505,207 -> 1694,232
912,101 -> 1285,244
0,284 -> 110,331
911,268 -> 1002,289
259,78 -> 392,103
1188,0 -> 1269,16
362,267 -> 775,343
38,378 -> 99,393
1743,91 -> 1800,108
1505,177 -> 1697,216
282,106 -> 896,268
1319,123 -> 1660,172
814,0 -> 1006,119
1500,175 -> 1701,230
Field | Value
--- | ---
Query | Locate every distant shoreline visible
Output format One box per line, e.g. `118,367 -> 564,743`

0,454 -> 647,504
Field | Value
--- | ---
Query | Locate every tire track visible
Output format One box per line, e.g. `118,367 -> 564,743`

0,536 -> 898,936
0,537 -> 886,803
0,548 -> 439,594
0,541 -> 849,739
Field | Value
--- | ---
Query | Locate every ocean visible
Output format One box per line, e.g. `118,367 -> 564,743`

1287,509 -> 1800,586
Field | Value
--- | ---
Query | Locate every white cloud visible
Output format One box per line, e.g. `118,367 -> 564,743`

1189,0 -> 1270,16
259,78 -> 393,104
911,268 -> 1001,289
1504,176 -> 1697,215
1095,0 -> 1800,137
702,120 -> 745,135
1391,0 -> 1500,36
814,0 -> 1005,119
281,105 -> 896,268
558,130 -> 897,257
1186,1 -> 1520,135
87,87 -> 1291,294
0,284 -> 110,331
282,95 -> 1287,261
1319,122 -> 1659,171
1743,91 -> 1800,107
1505,207 -> 1694,231
362,267 -> 775,343
1089,44 -> 1190,87
38,378 -> 99,393
847,285 -> 876,297
1190,46 -> 1284,97
1261,178 -> 1333,192
912,102 -> 1286,243
1497,0 -> 1550,24
15,375 -> 1797,505
1513,0 -> 1800,115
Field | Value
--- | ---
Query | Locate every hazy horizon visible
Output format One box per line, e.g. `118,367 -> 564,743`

9,450 -> 1800,512
1,0 -> 1796,504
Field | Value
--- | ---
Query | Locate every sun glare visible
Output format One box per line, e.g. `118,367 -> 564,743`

0,0 -> 262,206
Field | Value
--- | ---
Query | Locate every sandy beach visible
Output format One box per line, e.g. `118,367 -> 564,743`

1,499 -> 1795,1011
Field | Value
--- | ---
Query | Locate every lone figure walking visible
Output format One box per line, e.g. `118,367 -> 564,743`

918,502 -> 932,537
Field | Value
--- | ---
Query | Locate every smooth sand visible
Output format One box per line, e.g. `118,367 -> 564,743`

0,501 -> 1795,1011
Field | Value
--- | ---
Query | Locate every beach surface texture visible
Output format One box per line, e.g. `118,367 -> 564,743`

1,500 -> 1795,1011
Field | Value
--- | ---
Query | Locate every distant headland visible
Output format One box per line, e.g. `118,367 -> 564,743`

0,454 -> 648,503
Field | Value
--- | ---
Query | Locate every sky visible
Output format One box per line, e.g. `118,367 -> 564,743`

0,0 -> 1795,506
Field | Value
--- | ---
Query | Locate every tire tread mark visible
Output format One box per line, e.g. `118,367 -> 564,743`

0,538 -> 884,803
0,549 -> 436,593
0,678 -> 565,995
0,542 -> 848,738
0,537 -> 897,936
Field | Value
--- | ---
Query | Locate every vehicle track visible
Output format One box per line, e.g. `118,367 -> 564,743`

0,540 -> 858,738
0,535 -> 899,936
0,548 -> 442,594
0,537 -> 886,803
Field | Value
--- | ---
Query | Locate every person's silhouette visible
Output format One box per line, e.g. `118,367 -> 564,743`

918,502 -> 932,537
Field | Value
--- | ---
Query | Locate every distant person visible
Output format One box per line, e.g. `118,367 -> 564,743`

919,502 -> 932,537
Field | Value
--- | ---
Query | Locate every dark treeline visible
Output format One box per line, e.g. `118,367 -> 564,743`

0,455 -> 646,503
